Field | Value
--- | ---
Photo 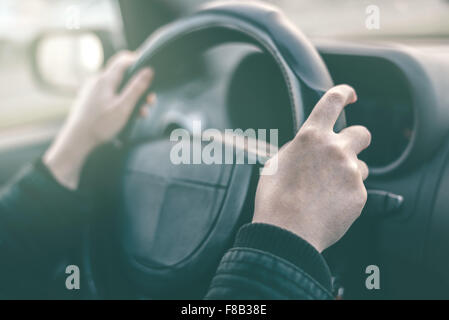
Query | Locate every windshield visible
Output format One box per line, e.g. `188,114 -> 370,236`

180,0 -> 449,38
0,0 -> 122,131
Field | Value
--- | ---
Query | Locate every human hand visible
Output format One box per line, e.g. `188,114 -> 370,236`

252,85 -> 371,252
44,51 -> 155,190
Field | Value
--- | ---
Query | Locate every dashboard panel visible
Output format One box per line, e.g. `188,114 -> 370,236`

321,54 -> 415,170
316,40 -> 449,298
130,38 -> 449,298
318,40 -> 449,176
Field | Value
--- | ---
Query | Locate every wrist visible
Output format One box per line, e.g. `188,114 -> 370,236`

234,223 -> 333,291
43,128 -> 96,190
252,215 -> 326,253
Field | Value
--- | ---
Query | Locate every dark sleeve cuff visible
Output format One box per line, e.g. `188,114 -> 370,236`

233,223 -> 333,291
0,159 -> 91,233
30,159 -> 92,220
0,159 -> 92,295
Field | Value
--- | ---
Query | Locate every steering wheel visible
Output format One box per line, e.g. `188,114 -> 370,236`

83,1 -> 345,299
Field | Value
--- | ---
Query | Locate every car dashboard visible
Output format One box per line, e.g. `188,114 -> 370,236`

316,39 -> 449,299
2,29 -> 449,298
132,39 -> 449,297
161,38 -> 449,298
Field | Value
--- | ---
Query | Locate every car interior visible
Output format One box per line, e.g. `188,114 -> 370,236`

1,0 -> 449,299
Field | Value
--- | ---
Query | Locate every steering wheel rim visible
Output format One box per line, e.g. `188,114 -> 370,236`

84,1 -> 345,299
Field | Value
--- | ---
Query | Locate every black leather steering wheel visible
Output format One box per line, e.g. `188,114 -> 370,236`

84,1 -> 345,299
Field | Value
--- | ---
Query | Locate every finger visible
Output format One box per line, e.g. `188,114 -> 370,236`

139,93 -> 157,118
146,92 -> 157,105
139,106 -> 150,118
117,68 -> 154,117
339,125 -> 371,154
104,51 -> 138,92
358,159 -> 369,180
305,85 -> 357,129
106,50 -> 132,68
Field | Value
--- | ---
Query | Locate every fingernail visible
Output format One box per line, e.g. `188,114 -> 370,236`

146,92 -> 157,105
348,86 -> 357,103
140,106 -> 149,118
353,90 -> 358,103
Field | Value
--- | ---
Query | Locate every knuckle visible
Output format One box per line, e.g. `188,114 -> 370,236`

356,125 -> 372,145
325,89 -> 346,106
298,126 -> 321,143
115,59 -> 132,71
112,51 -> 133,62
324,141 -> 346,160
348,161 -> 360,175
108,52 -> 134,70
341,159 -> 361,181
359,159 -> 368,172
355,188 -> 368,209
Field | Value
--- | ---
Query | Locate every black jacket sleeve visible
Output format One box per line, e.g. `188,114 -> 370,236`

205,223 -> 334,300
0,160 -> 90,298
0,161 -> 334,300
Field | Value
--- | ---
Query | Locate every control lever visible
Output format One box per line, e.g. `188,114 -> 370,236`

363,189 -> 404,218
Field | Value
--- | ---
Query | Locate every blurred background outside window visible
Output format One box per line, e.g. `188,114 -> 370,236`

0,0 -> 122,135
1,0 -> 449,137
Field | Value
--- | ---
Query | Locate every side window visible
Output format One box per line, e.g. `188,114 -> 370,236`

0,0 -> 124,136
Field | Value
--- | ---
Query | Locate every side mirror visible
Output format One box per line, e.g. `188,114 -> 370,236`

30,30 -> 115,94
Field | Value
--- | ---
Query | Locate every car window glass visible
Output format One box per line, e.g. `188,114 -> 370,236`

0,0 -> 123,133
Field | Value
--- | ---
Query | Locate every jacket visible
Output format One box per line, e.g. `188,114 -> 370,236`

0,160 -> 334,300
